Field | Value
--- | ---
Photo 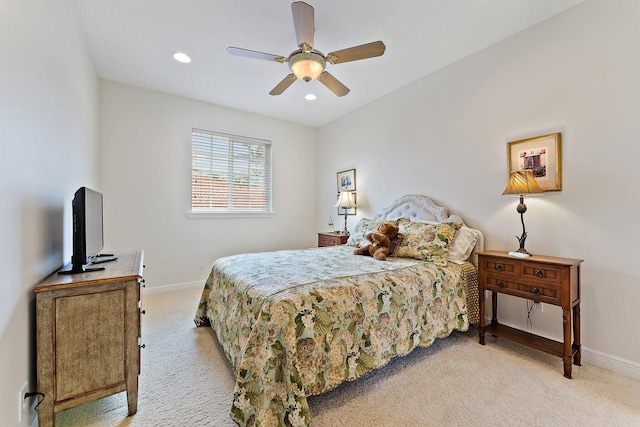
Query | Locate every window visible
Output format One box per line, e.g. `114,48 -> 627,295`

190,128 -> 272,217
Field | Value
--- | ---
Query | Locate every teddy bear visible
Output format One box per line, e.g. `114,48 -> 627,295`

353,223 -> 400,261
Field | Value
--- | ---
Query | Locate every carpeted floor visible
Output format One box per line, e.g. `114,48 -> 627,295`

55,287 -> 640,426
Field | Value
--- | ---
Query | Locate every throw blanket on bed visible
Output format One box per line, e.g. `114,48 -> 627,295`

195,245 -> 476,427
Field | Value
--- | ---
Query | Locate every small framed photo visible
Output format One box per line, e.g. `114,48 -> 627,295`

336,169 -> 356,216
507,133 -> 562,192
337,169 -> 356,192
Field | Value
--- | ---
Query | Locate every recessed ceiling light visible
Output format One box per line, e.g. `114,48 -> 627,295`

304,94 -> 317,101
172,52 -> 191,63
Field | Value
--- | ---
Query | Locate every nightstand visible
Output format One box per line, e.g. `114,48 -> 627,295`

317,232 -> 349,247
477,250 -> 583,378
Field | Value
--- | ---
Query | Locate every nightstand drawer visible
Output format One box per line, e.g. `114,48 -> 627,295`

485,276 -> 560,304
319,235 -> 338,246
318,232 -> 349,247
482,257 -> 518,277
521,262 -> 563,285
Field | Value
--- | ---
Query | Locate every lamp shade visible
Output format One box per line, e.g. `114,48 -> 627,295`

289,51 -> 326,82
334,191 -> 356,209
502,170 -> 544,196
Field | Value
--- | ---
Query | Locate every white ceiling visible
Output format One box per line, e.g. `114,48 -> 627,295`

76,0 -> 585,128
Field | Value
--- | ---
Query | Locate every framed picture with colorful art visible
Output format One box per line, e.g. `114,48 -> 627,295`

507,133 -> 562,191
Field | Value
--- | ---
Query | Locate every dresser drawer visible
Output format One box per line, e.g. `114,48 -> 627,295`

485,276 -> 561,304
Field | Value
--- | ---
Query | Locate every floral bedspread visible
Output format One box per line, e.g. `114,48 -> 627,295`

195,245 -> 477,427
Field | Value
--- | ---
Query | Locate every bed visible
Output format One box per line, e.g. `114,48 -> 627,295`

195,194 -> 484,426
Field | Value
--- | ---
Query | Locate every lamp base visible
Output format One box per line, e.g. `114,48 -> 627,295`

508,251 -> 530,258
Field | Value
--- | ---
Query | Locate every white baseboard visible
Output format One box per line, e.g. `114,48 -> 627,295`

582,346 -> 640,380
142,280 -> 204,296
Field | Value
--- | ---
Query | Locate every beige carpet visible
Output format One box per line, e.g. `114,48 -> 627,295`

56,288 -> 640,426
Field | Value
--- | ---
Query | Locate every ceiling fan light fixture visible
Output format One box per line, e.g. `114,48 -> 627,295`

289,51 -> 326,82
172,52 -> 191,63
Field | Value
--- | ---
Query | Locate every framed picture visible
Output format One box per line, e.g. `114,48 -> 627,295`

507,132 -> 562,192
337,169 -> 356,192
336,169 -> 356,215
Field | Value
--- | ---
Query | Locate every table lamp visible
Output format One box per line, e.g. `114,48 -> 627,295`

502,170 -> 543,257
334,191 -> 356,234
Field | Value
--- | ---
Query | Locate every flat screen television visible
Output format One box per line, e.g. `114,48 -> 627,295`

59,187 -> 115,274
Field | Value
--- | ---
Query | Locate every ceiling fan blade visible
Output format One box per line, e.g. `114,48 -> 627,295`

318,71 -> 350,97
227,47 -> 286,63
269,74 -> 297,96
326,41 -> 386,65
291,1 -> 314,48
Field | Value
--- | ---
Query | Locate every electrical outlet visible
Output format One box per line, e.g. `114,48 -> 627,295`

532,301 -> 544,313
18,381 -> 29,423
198,264 -> 205,274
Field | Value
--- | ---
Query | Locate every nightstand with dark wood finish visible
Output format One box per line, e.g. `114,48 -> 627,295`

317,232 -> 349,247
477,250 -> 583,378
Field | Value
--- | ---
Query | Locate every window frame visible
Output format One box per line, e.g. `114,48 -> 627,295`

187,128 -> 273,218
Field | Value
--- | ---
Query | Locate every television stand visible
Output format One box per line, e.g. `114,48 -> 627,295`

36,250 -> 144,427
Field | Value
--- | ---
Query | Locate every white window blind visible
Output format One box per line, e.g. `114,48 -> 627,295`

191,128 -> 271,214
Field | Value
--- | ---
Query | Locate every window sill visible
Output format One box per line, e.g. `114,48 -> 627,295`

186,211 -> 275,219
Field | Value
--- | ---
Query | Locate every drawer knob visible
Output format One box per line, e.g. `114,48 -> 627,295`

498,282 -> 505,288
139,343 -> 146,349
532,287 -> 540,295
140,309 -> 146,315
495,264 -> 504,271
535,270 -> 543,278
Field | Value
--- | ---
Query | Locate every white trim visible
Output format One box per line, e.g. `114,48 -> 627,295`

582,346 -> 640,380
142,280 -> 204,296
186,211 -> 275,219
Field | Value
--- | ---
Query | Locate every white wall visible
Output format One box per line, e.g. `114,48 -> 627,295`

98,81 -> 318,289
0,0 -> 98,425
318,0 -> 640,374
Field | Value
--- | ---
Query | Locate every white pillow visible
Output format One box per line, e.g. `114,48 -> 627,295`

409,219 -> 479,264
447,226 -> 479,264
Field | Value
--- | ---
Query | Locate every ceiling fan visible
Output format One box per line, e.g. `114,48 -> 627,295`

227,1 -> 386,97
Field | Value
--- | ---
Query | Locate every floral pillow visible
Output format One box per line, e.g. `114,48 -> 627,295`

346,218 -> 399,247
396,218 -> 460,264
409,219 -> 479,264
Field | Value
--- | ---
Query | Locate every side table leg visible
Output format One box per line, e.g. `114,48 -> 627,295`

562,309 -> 572,379
573,303 -> 582,366
478,289 -> 485,345
491,291 -> 498,325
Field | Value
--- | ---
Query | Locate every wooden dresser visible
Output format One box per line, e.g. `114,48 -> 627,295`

317,232 -> 349,247
477,250 -> 582,378
35,250 -> 145,426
